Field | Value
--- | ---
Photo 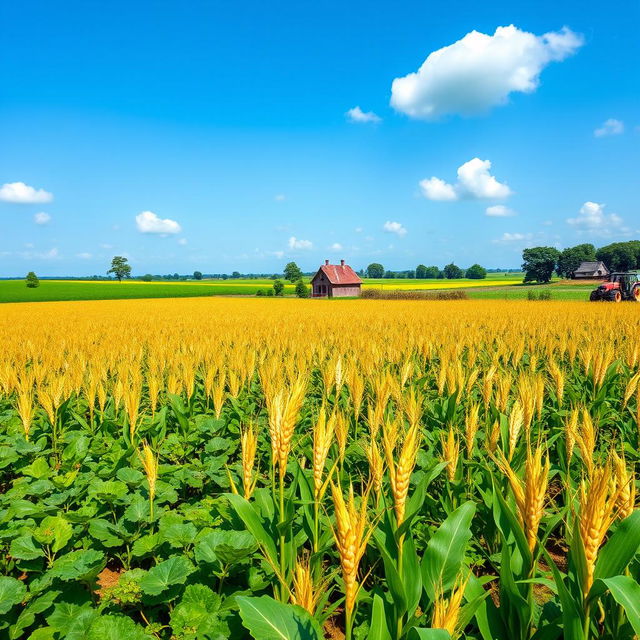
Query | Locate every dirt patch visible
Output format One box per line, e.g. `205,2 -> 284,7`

96,567 -> 122,598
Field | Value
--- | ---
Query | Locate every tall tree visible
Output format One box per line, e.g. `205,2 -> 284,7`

443,263 -> 464,279
366,263 -> 384,278
107,256 -> 131,282
522,247 -> 560,283
283,262 -> 303,282
556,243 -> 596,278
193,271 -> 203,280
424,266 -> 440,279
25,271 -> 40,288
466,264 -> 487,279
415,264 -> 428,279
596,241 -> 640,272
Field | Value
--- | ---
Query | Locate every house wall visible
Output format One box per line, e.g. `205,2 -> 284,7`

331,285 -> 361,297
311,273 -> 329,297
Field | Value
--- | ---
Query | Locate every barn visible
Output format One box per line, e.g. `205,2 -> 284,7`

573,261 -> 610,279
311,260 -> 362,298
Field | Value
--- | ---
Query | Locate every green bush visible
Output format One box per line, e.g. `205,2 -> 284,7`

25,271 -> 40,288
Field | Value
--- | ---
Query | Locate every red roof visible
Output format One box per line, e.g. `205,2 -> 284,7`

313,262 -> 362,285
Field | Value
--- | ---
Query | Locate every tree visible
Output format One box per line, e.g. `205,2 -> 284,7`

284,262 -> 303,282
415,264 -> 427,279
556,243 -> 596,278
232,271 -> 241,279
140,274 -> 153,282
107,256 -> 131,282
366,263 -> 384,279
294,279 -> 309,298
273,279 -> 285,296
193,271 -> 203,280
443,263 -> 464,279
25,271 -> 39,288
384,270 -> 395,279
424,266 -> 440,279
466,264 -> 487,279
596,241 -> 640,272
522,247 -> 560,283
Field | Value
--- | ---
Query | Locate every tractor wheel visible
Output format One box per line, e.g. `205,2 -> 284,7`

606,291 -> 620,302
613,291 -> 622,302
589,291 -> 601,302
633,286 -> 640,302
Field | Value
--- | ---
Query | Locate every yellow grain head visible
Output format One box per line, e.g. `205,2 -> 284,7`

291,552 -> 327,615
622,371 -> 640,410
577,409 -> 596,477
487,419 -> 501,454
364,435 -> 384,496
565,409 -> 579,465
464,402 -> 480,458
432,574 -> 468,639
508,401 -> 524,460
312,407 -> 335,501
334,410 -> 348,466
612,451 -> 636,520
241,423 -> 258,499
441,426 -> 460,483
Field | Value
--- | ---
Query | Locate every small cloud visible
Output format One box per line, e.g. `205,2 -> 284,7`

135,210 -> 182,235
485,204 -> 515,217
34,211 -> 52,225
24,242 -> 34,249
274,194 -> 287,202
288,236 -> 313,250
100,243 -> 114,249
391,25 -> 583,119
329,242 -> 344,251
177,238 -> 188,246
494,232 -> 534,244
354,226 -> 363,233
594,119 -> 624,137
268,250 -> 285,259
0,181 -> 53,204
76,252 -> 92,259
420,158 -> 511,201
383,221 -> 407,237
346,106 -> 382,123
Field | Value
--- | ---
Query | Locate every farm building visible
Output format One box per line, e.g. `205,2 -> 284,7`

311,260 -> 362,297
573,261 -> 610,279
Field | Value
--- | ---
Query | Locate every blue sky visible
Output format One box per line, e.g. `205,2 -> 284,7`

1,0 -> 638,276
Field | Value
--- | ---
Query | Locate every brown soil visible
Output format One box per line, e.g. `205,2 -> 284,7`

95,567 -> 122,598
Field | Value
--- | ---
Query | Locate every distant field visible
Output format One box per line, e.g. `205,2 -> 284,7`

0,279 -> 294,303
0,273 -> 598,303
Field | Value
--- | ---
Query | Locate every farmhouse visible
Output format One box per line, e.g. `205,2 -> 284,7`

311,259 -> 362,297
573,261 -> 610,279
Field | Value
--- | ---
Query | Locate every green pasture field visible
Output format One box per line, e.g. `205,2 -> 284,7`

0,279 -> 294,303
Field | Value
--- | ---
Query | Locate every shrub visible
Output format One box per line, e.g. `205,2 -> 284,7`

256,289 -> 265,296
294,279 -> 309,298
273,280 -> 284,296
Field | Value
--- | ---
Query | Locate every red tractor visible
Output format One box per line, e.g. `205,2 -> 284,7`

589,272 -> 640,302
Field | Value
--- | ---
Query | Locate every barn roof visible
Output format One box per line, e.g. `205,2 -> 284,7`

574,260 -> 609,273
313,261 -> 362,285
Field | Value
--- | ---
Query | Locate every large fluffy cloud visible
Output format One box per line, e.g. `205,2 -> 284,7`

567,202 -> 624,232
0,181 -> 53,203
391,25 -> 583,119
135,210 -> 182,235
420,158 -> 511,201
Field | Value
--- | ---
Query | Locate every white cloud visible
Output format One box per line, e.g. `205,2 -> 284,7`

135,210 -> 182,235
178,238 -> 188,246
383,221 -> 407,237
346,106 -> 382,123
594,118 -> 624,137
354,226 -> 363,233
288,236 -> 313,250
274,194 -> 287,201
420,158 -> 511,201
100,243 -> 114,249
494,232 -> 535,244
567,201 -> 624,232
0,181 -> 53,204
419,177 -> 458,201
486,204 -> 515,217
77,252 -> 92,259
34,211 -> 51,225
329,242 -> 344,251
391,25 -> 583,120
271,250 -> 285,259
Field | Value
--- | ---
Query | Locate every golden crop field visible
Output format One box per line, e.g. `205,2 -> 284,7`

1,297 -> 640,640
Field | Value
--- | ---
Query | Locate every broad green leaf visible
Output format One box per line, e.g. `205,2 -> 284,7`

195,530 -> 256,566
542,549 -> 583,640
593,511 -> 640,588
600,576 -> 640,636
373,528 -> 407,616
237,595 -> 322,640
86,615 -> 147,640
170,584 -> 224,639
139,556 -> 194,596
226,494 -> 278,569
10,534 -> 44,560
131,533 -> 159,557
408,629 -> 450,640
88,519 -> 123,547
50,549 -> 105,582
0,577 -> 26,615
33,515 -> 73,553
22,457 -> 50,479
160,522 -> 198,548
368,592 -> 392,640
422,501 -> 475,601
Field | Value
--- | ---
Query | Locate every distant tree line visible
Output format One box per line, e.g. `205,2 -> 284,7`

522,240 -> 640,283
364,262 -> 488,280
